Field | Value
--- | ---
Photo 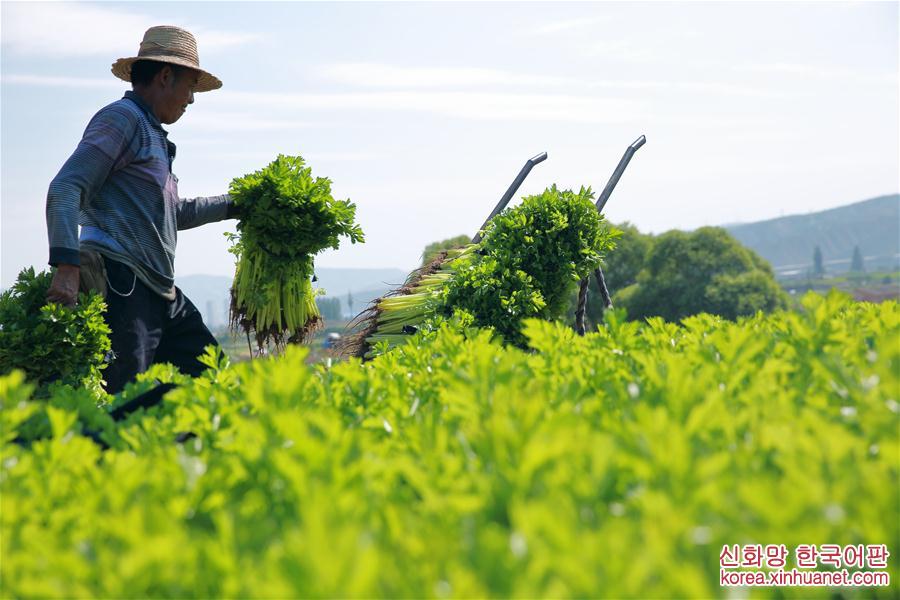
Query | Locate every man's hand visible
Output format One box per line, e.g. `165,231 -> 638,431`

46,264 -> 80,307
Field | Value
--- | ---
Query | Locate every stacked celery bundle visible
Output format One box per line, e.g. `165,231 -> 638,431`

361,245 -> 474,349
348,185 -> 617,357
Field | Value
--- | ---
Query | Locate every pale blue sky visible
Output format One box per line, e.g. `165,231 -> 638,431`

2,1 -> 898,289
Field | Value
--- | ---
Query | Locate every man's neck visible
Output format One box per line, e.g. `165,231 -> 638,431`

126,89 -> 164,128
130,88 -> 161,122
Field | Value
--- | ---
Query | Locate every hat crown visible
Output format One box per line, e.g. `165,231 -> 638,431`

111,24 -> 222,92
137,26 -> 199,65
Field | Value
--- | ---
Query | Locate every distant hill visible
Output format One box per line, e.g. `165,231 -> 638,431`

178,267 -> 407,328
725,194 -> 899,277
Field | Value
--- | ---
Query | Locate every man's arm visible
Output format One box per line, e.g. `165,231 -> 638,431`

45,104 -> 137,305
176,193 -> 237,230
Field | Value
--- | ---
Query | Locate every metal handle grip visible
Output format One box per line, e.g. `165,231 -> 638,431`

472,151 -> 548,243
595,135 -> 645,214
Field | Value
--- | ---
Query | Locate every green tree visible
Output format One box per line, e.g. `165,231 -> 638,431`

705,271 -> 788,320
813,245 -> 825,277
421,234 -> 471,266
599,222 -> 652,291
619,227 -> 789,322
346,290 -> 354,315
316,297 -> 343,321
850,245 -> 865,273
576,222 -> 653,327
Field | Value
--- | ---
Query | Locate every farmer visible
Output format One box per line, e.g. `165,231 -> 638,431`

45,25 -> 236,393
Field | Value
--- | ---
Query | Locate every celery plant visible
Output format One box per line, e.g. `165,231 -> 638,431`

228,155 -> 364,349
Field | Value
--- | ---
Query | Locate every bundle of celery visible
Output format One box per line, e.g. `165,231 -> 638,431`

0,267 -> 111,397
355,245 -> 474,352
346,185 -> 616,357
229,155 -> 364,349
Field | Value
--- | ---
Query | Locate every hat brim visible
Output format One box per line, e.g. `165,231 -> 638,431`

112,56 -> 222,92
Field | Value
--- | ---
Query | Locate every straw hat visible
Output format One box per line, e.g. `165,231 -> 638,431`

111,25 -> 222,92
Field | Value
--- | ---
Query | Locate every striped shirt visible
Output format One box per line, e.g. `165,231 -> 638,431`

46,90 -> 232,299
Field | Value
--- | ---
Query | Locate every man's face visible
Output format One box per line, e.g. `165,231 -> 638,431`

158,66 -> 199,124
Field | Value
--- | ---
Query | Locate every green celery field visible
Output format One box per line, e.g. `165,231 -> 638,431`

2,291 -> 898,598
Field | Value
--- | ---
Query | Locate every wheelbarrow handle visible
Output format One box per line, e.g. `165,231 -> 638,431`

472,151 -> 548,243
595,135 -> 646,214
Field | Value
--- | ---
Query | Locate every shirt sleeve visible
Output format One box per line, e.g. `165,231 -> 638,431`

176,193 -> 234,230
45,104 -> 137,266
